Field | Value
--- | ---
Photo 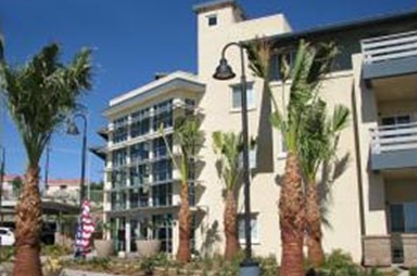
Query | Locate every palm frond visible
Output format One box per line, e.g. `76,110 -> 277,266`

212,131 -> 242,191
0,43 -> 93,164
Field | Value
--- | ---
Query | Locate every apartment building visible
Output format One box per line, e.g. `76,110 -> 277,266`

97,0 -> 417,265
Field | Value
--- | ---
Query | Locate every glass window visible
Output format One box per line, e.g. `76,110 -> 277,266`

271,51 -> 297,81
390,203 -> 417,233
131,108 -> 150,138
152,160 -> 172,182
129,164 -> 150,186
112,148 -> 127,168
208,15 -> 217,26
153,136 -> 172,159
405,202 -> 417,232
232,83 -> 255,110
238,214 -> 258,243
152,214 -> 173,253
130,142 -> 150,163
152,183 -> 173,207
153,100 -> 173,131
129,189 -> 149,208
390,204 -> 405,233
113,116 -> 128,143
111,168 -> 127,189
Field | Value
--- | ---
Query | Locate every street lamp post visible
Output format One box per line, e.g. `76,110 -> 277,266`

0,146 -> 5,224
0,145 -> 5,259
213,42 -> 260,276
67,113 -> 88,206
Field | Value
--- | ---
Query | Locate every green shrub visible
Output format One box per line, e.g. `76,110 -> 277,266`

1,246 -> 15,262
410,267 -> 417,276
41,244 -> 72,257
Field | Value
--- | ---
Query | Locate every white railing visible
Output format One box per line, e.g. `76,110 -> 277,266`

370,122 -> 417,154
361,30 -> 417,64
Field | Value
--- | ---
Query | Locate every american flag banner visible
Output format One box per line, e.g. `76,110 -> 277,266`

74,199 -> 95,258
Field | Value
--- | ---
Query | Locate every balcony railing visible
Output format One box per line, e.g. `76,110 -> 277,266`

370,122 -> 417,154
361,30 -> 417,64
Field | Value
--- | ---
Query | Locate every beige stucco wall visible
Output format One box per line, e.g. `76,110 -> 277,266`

194,1 -> 366,261
352,54 -> 388,237
194,4 -> 292,257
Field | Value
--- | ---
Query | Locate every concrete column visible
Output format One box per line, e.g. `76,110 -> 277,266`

125,220 -> 131,253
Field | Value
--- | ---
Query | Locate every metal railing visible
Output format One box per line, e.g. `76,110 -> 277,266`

361,30 -> 417,64
370,122 -> 417,154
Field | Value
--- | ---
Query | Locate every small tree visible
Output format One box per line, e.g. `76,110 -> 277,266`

160,114 -> 204,263
212,131 -> 242,260
248,39 -> 338,275
300,100 -> 349,267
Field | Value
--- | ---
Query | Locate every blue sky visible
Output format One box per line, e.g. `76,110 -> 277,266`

1,0 -> 416,183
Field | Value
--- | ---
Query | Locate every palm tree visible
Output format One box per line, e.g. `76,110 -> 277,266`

0,43 -> 92,276
212,131 -> 242,260
249,39 -> 337,275
300,100 -> 349,267
160,114 -> 204,263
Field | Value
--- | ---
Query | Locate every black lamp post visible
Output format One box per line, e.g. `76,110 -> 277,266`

213,42 -> 260,276
0,145 -> 5,260
67,112 -> 88,206
0,145 -> 5,223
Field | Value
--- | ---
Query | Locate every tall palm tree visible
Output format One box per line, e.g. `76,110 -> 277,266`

161,114 -> 204,263
212,131 -> 242,260
249,40 -> 337,275
0,43 -> 92,276
299,100 -> 349,267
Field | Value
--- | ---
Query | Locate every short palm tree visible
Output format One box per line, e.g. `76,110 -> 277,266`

300,100 -> 349,267
161,114 -> 204,263
212,131 -> 242,260
249,39 -> 337,275
0,43 -> 92,276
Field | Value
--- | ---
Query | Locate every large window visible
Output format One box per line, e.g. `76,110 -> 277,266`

152,183 -> 173,207
111,191 -> 126,210
112,148 -> 127,168
129,164 -> 150,186
152,214 -> 173,253
153,100 -> 173,130
111,168 -> 127,189
113,116 -> 128,143
112,149 -> 127,189
390,202 -> 417,233
231,83 -> 255,110
152,160 -> 172,182
129,188 -> 149,208
238,214 -> 259,244
130,142 -> 150,163
131,109 -> 150,138
153,136 -> 172,159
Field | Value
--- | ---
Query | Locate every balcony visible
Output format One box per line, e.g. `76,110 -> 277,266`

361,30 -> 417,81
370,122 -> 417,170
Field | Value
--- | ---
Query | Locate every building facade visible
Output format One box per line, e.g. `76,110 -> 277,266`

98,0 -> 417,265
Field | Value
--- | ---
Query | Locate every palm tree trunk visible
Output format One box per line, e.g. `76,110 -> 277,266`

279,153 -> 305,276
13,165 -> 43,276
176,181 -> 191,263
224,190 -> 239,260
306,180 -> 325,267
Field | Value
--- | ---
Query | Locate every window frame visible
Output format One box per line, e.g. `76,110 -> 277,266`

230,82 -> 256,112
238,213 -> 259,244
207,14 -> 218,27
